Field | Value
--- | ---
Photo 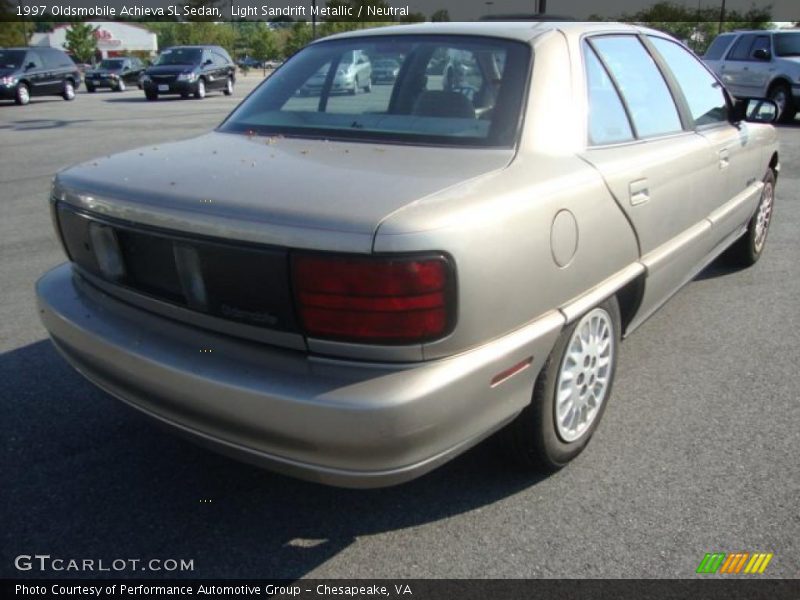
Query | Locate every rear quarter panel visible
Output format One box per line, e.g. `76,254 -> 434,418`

373,154 -> 640,359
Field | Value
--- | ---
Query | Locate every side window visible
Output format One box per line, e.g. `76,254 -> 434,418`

25,51 -> 43,70
591,36 -> 683,139
584,44 -> 634,145
41,49 -> 62,69
727,34 -> 756,61
650,37 -> 728,127
704,35 -> 735,60
750,36 -> 771,59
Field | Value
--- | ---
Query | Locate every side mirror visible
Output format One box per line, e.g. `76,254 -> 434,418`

752,48 -> 771,61
203,59 -> 213,66
25,62 -> 36,70
733,97 -> 778,124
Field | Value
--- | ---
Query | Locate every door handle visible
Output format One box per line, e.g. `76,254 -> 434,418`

719,148 -> 730,169
629,179 -> 650,206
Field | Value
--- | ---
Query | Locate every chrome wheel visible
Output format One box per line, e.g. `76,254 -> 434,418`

16,84 -> 30,105
117,79 -> 126,92
195,79 -> 206,99
63,81 -> 75,100
224,77 -> 233,95
754,180 -> 774,253
555,307 -> 615,443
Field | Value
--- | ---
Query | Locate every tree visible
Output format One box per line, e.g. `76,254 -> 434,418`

398,12 -> 426,23
604,1 -> 772,55
64,22 -> 98,64
325,0 -> 393,22
250,23 -> 279,66
0,0 -> 28,46
431,9 -> 450,22
284,22 -> 313,57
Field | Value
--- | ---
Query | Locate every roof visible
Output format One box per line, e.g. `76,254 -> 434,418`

320,21 -> 651,44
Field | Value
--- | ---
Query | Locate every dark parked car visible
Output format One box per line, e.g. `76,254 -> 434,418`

0,46 -> 81,105
237,56 -> 264,70
141,45 -> 235,101
85,57 -> 146,92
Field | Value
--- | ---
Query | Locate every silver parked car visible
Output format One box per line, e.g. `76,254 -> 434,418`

703,29 -> 800,123
37,22 -> 779,487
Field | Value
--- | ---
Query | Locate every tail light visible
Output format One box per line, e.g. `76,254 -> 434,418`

291,253 -> 456,344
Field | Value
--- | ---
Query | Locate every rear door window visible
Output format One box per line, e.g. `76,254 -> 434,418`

704,35 -> 735,60
727,34 -> 756,61
590,35 -> 683,139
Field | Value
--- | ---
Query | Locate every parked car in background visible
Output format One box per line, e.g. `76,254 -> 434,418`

37,23 -> 779,488
237,56 -> 264,70
703,29 -> 800,122
141,45 -> 235,101
85,57 -> 146,92
371,58 -> 401,83
0,47 -> 81,105
299,49 -> 372,95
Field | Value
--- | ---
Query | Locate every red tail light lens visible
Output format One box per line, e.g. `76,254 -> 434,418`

291,253 -> 455,344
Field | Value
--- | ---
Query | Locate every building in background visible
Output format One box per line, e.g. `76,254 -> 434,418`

30,22 -> 158,61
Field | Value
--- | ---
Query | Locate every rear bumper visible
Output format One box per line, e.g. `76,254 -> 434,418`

36,263 -> 562,487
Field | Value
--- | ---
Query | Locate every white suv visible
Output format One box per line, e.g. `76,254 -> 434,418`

703,29 -> 800,123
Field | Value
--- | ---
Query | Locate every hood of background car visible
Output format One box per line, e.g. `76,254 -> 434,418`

54,132 -> 513,247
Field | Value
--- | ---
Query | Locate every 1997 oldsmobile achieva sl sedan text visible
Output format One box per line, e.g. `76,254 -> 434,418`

37,22 -> 780,487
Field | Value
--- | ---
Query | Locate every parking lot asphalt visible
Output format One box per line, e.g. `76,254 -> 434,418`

1,79 -> 798,579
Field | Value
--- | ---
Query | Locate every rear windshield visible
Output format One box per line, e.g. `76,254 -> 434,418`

774,32 -> 800,57
99,59 -> 125,69
0,49 -> 26,70
219,35 -> 531,147
155,48 -> 202,66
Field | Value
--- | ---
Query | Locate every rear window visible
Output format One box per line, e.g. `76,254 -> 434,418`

219,35 -> 531,148
704,34 -> 735,60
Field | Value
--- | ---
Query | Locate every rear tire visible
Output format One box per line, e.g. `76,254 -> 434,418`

15,82 -> 30,105
145,90 -> 158,101
503,297 -> 621,471
86,83 -> 96,93
768,82 -> 796,124
725,169 -> 776,267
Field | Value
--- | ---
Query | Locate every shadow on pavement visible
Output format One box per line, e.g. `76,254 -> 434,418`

1,339 -> 547,579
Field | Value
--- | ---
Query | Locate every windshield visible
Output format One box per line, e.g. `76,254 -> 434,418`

219,35 -> 530,147
774,32 -> 800,57
155,48 -> 202,66
0,50 -> 26,70
99,59 -> 125,69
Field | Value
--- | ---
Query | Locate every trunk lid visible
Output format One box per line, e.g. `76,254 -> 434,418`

55,131 -> 514,251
